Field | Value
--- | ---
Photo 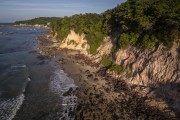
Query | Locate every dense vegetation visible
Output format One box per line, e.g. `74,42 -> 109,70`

103,0 -> 180,49
51,0 -> 179,53
15,0 -> 180,53
50,14 -> 105,54
14,17 -> 60,26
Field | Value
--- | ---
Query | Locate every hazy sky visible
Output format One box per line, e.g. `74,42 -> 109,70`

0,0 -> 126,23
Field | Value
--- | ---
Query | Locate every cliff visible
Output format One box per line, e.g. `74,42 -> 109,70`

114,44 -> 179,86
58,33 -> 180,116
59,30 -> 89,55
59,32 -> 180,87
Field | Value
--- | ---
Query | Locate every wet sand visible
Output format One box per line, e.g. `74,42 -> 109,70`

38,33 -> 176,120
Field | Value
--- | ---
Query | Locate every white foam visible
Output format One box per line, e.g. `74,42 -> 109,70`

0,94 -> 24,120
11,65 -> 27,68
49,68 -> 77,120
27,77 -> 31,81
50,69 -> 76,95
60,70 -> 64,73
61,95 -> 77,120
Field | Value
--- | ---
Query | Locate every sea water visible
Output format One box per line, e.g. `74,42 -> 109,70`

0,24 -> 76,120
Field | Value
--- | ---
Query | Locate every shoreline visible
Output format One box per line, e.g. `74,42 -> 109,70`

38,33 -> 176,119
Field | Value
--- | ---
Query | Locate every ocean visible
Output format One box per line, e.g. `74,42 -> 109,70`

0,24 -> 76,120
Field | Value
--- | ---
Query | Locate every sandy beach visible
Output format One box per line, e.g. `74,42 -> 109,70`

38,33 -> 175,120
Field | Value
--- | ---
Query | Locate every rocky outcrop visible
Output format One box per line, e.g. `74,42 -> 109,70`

59,30 -> 89,55
111,44 -> 180,87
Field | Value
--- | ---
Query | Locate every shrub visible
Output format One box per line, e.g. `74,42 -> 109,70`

137,34 -> 158,49
101,55 -> 112,67
118,33 -> 139,49
109,64 -> 124,74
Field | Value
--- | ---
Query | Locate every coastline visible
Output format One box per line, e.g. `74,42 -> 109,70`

38,33 -> 176,119
14,24 -> 50,30
0,25 -> 65,120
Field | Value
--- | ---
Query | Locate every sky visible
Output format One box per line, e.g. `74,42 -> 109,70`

0,0 -> 126,23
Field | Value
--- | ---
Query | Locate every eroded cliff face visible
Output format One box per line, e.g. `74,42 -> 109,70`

92,37 -> 179,85
114,45 -> 179,86
94,38 -> 180,116
59,30 -> 89,55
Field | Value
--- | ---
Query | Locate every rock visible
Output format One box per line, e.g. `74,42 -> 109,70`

38,61 -> 46,65
63,87 -> 74,96
37,55 -> 46,60
94,78 -> 99,81
85,70 -> 90,74
87,74 -> 93,78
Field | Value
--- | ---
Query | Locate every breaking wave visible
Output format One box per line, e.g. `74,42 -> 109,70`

50,68 -> 77,120
0,94 -> 24,120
